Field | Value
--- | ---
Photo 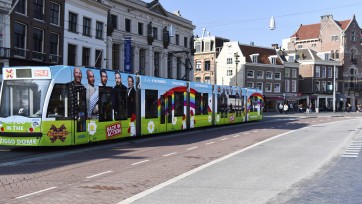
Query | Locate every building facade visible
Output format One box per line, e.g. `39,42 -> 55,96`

193,34 -> 229,84
284,14 -> 362,111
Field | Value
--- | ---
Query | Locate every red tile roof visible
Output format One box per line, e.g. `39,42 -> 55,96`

290,19 -> 351,40
239,44 -> 282,65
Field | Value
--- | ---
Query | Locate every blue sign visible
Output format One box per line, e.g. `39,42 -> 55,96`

124,39 -> 132,73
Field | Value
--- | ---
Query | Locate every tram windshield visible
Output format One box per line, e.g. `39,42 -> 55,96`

0,79 -> 50,118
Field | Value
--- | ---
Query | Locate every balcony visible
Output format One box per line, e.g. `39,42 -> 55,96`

32,51 -> 46,61
49,54 -> 61,64
13,47 -> 29,58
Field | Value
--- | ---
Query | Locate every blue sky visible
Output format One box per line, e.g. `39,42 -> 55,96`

158,0 -> 362,48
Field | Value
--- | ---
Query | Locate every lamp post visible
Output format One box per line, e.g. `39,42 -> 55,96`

234,52 -> 240,86
333,65 -> 336,112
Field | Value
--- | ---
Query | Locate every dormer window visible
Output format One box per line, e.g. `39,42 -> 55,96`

269,55 -> 277,64
250,54 -> 259,63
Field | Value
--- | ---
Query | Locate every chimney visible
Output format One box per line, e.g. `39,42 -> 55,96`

271,43 -> 279,49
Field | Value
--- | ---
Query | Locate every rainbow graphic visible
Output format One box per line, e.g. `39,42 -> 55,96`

247,93 -> 264,110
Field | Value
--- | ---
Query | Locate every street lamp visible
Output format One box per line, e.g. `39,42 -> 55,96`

333,65 -> 336,112
234,52 -> 240,86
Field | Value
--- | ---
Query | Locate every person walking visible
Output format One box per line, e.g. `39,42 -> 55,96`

283,103 -> 289,114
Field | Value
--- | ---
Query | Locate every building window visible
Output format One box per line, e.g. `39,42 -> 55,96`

315,66 -> 320,78
292,69 -> 297,78
184,37 -> 188,48
271,57 -> 276,64
125,19 -> 131,33
292,80 -> 297,92
265,83 -> 272,92
204,41 -> 210,51
327,67 -> 332,78
297,44 -> 303,49
195,41 -> 201,52
195,77 -> 201,82
321,66 -> 326,78
251,55 -> 258,63
321,81 -> 326,92
274,72 -> 281,80
335,50 -> 339,59
33,28 -> 44,60
14,22 -> 26,57
246,82 -> 254,88
314,81 -> 320,92
196,61 -> 201,71
274,83 -> 281,93
82,47 -> 90,66
139,49 -> 146,75
111,15 -> 117,30
177,57 -> 182,79
67,44 -> 77,66
95,50 -> 102,68
257,71 -> 263,79
285,68 -> 290,77
266,71 -> 272,79
227,69 -> 233,76
138,22 -> 143,35
96,21 -> 104,40
154,52 -> 160,77
112,44 -> 120,70
49,32 -> 59,63
176,34 -> 179,45
227,58 -> 233,64
205,76 -> 211,84
33,0 -> 44,20
285,80 -> 290,92
50,2 -> 60,25
83,17 -> 91,37
69,12 -> 78,33
331,35 -> 338,41
247,70 -> 254,78
256,82 -> 263,91
152,27 -> 158,40
204,60 -> 210,71
15,0 -> 26,14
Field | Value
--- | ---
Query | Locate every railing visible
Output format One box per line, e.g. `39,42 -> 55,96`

32,51 -> 46,61
13,47 -> 29,58
49,54 -> 61,64
351,58 -> 358,64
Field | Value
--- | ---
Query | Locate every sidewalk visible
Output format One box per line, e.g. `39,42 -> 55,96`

263,110 -> 362,118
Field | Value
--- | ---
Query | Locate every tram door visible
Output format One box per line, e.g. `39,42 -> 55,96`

70,84 -> 88,145
160,94 -> 173,132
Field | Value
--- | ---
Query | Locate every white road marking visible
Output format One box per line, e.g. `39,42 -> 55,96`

86,170 -> 113,179
131,160 -> 150,166
16,187 -> 57,199
221,138 -> 229,141
187,146 -> 198,151
163,152 -> 177,157
205,142 -> 215,145
233,134 -> 240,138
244,132 -> 249,135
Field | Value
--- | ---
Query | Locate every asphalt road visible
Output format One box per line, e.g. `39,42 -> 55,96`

0,112 -> 360,204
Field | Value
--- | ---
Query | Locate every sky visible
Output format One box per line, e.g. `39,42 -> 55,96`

157,0 -> 362,48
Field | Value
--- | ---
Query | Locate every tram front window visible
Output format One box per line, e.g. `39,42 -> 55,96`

0,79 -> 50,117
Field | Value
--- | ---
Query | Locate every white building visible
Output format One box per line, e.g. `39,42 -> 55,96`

64,0 -> 110,68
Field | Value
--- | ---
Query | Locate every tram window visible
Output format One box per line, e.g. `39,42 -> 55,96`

99,87 -> 113,122
195,92 -> 202,115
217,93 -> 227,118
202,93 -> 209,115
47,84 -> 69,119
229,95 -> 236,113
160,95 -> 165,124
145,89 -> 158,119
174,91 -> 184,117
113,86 -> 127,120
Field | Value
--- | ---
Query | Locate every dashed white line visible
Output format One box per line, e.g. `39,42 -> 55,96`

244,132 -> 249,135
86,170 -> 113,179
233,135 -> 240,138
163,152 -> 177,157
205,142 -> 215,145
187,146 -> 198,151
131,160 -> 150,166
221,138 -> 229,141
16,187 -> 57,199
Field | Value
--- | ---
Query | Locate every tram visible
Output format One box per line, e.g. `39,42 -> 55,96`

0,66 -> 263,146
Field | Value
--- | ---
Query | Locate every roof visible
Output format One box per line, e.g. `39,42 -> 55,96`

239,44 -> 282,65
290,19 -> 351,40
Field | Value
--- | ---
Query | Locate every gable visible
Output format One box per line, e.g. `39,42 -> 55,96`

147,0 -> 168,17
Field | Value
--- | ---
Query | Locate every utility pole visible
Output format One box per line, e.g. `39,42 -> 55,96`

234,52 -> 240,86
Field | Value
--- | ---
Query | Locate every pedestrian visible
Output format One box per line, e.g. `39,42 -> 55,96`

279,103 -> 283,114
283,103 -> 289,114
347,103 -> 351,113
